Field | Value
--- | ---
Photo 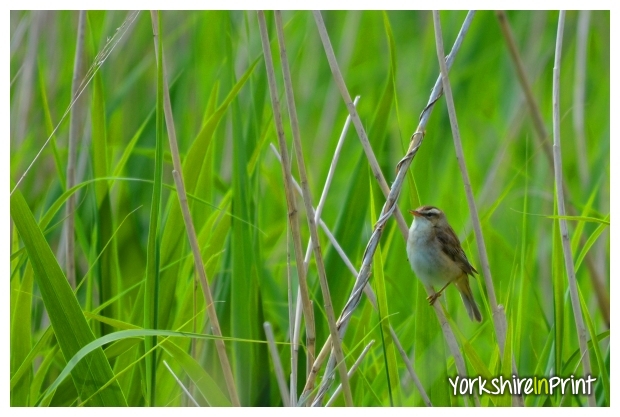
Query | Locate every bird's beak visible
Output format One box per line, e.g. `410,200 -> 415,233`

409,209 -> 422,217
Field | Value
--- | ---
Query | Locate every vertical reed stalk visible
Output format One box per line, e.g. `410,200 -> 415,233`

573,10 -> 591,189
256,10 -> 317,398
432,10 -> 522,406
150,11 -> 240,407
274,11 -> 353,406
264,322 -> 291,406
312,11 -> 410,238
551,10 -> 594,407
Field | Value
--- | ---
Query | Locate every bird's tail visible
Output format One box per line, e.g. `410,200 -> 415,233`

455,275 -> 482,322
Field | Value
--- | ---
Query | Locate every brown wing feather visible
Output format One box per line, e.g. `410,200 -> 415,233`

436,225 -> 478,276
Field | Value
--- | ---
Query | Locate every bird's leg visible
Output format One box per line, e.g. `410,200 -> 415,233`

427,281 -> 452,305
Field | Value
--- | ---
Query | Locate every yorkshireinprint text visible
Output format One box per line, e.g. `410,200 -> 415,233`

448,375 -> 597,396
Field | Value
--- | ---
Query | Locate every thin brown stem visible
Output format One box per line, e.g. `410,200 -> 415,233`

551,10 -> 594,407
495,10 -> 552,160
275,11 -> 353,406
573,10 -> 591,189
256,10 -> 316,396
311,11 -> 410,240
150,11 -> 239,406
291,96 -> 359,400
433,11 -> 520,405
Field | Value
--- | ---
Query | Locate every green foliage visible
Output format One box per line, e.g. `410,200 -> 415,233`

10,10 -> 609,406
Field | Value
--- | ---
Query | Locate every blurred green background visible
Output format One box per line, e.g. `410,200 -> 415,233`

10,10 -> 609,406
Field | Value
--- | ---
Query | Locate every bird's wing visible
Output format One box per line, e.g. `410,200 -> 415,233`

436,226 -> 478,276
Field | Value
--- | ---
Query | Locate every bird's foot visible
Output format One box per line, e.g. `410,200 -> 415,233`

426,292 -> 442,305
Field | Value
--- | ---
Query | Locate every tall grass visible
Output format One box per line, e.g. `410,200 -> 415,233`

10,10 -> 609,406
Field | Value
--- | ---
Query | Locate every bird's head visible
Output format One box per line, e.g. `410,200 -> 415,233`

409,205 -> 446,227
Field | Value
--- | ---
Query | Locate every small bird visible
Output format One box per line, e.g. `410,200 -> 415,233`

406,205 -> 482,322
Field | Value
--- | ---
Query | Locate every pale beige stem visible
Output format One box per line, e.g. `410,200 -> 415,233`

551,10 -> 594,407
264,322 -> 290,407
311,11 -> 410,239
573,10 -> 591,188
256,10 -> 316,394
325,340 -> 375,406
274,10 -> 352,406
432,10 -> 515,407
291,96 -> 359,398
150,11 -> 239,406
162,360 -> 200,407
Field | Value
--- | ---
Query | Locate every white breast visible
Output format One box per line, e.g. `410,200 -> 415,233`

407,219 -> 461,288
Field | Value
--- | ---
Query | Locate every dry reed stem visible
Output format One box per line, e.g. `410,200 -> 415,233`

495,10 -> 552,162
432,7 -> 500,358
150,11 -> 240,406
264,322 -> 291,407
573,10 -> 591,188
290,95 -> 359,400
256,10 -> 317,395
312,11 -> 410,239
432,11 -> 521,406
65,10 -> 86,290
551,11 -> 594,407
13,11 -> 42,147
274,11 -> 353,406
308,11 -> 476,406
325,340 -> 375,406
162,360 -> 200,407
314,11 -> 361,157
286,225 -> 297,406
496,10 -> 609,328
270,144 -> 431,406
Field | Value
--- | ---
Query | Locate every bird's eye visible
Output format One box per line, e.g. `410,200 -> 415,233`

424,212 -> 434,217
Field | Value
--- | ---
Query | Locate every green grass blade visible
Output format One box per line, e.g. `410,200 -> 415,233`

10,264 -> 33,405
36,59 -> 65,191
577,287 -> 610,405
161,340 -> 232,406
369,170 -> 400,406
29,346 -> 60,406
144,10 -> 165,406
111,108 -> 155,179
39,327 -> 272,404
545,214 -> 609,225
10,188 -> 127,406
10,327 -> 54,392
575,215 -> 610,273
570,181 -> 601,254
90,37 -> 120,335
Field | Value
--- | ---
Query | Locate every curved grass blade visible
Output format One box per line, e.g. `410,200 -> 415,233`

10,188 -> 127,406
